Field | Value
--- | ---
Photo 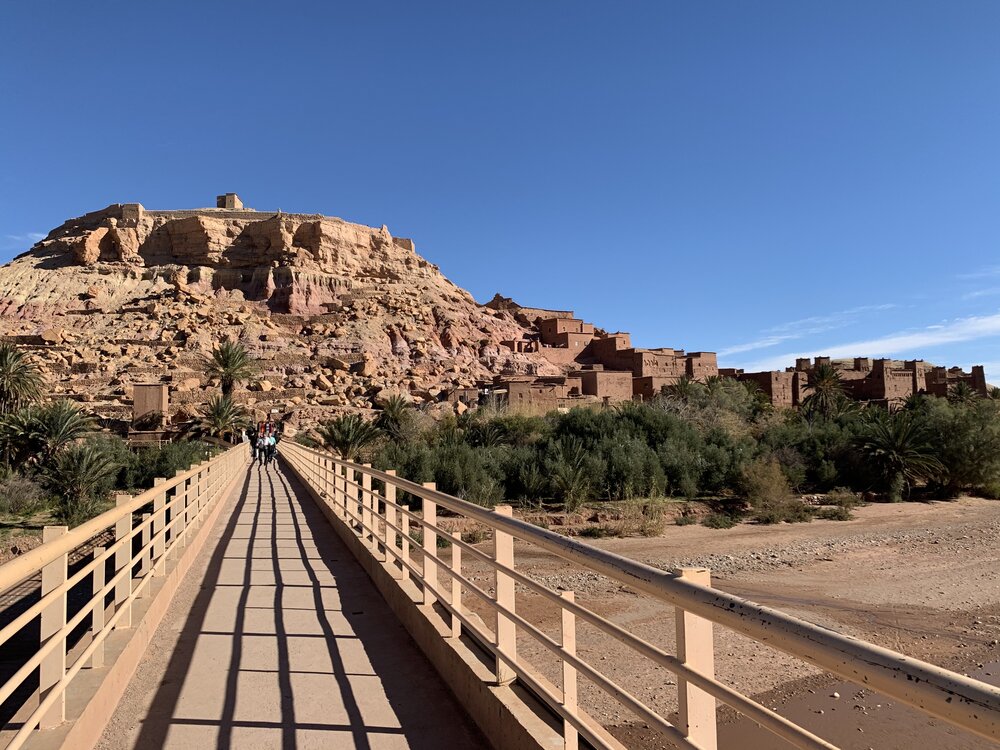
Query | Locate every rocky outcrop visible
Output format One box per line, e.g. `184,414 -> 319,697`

0,200 -> 559,426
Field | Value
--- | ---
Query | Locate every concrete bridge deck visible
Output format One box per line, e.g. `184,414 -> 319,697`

96,462 -> 484,750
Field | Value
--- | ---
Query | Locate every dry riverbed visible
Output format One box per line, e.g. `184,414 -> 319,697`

458,496 -> 1000,749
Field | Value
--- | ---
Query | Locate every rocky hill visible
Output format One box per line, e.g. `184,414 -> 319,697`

0,198 -> 561,428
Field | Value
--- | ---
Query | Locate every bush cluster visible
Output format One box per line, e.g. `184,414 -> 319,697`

0,408 -> 213,527
364,379 -> 1000,517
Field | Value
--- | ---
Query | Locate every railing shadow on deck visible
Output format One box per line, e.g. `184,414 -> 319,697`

129,463 -> 483,750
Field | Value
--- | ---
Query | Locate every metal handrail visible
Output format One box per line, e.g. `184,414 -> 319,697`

0,443 -> 248,748
0,452 -> 226,593
280,440 -> 1000,749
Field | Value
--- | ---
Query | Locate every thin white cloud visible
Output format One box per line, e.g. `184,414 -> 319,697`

1,232 -> 45,250
718,304 -> 896,357
956,265 -> 1000,280
962,287 -> 1000,301
737,311 -> 1000,373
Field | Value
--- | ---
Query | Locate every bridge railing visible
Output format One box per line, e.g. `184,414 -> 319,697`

0,443 -> 248,749
280,440 -> 1000,750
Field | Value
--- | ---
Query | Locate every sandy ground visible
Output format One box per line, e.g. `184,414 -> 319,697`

456,497 -> 1000,749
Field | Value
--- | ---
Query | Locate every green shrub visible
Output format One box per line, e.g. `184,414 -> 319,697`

825,487 -> 861,508
816,505 -> 853,521
615,498 -> 668,536
742,458 -> 791,507
122,440 -> 211,491
43,443 -> 120,526
578,525 -> 614,538
464,528 -> 490,544
980,482 -> 1000,500
702,512 -> 739,529
753,500 -> 814,524
546,437 -> 598,513
0,475 -> 47,516
674,503 -> 698,525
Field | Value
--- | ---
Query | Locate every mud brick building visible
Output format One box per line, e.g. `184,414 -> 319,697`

494,308 -> 721,410
486,300 -> 990,413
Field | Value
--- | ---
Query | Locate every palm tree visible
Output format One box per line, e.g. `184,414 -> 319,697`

548,437 -> 591,513
467,421 -> 508,448
193,395 -> 247,440
856,412 -> 942,501
43,443 -> 120,526
948,381 -> 979,405
901,392 -> 929,412
740,380 -> 773,414
374,394 -> 412,439
203,340 -> 256,398
0,400 -> 95,467
317,413 -> 382,462
0,407 -> 40,466
802,363 -> 847,420
31,400 -> 96,463
0,343 -> 43,415
663,376 -> 701,402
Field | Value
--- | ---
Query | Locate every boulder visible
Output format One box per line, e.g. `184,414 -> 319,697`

40,328 -> 64,344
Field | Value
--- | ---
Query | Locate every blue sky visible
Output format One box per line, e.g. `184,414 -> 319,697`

3,2 -> 1000,379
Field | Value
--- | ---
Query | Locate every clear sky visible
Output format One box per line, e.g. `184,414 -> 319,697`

3,3 -> 999,379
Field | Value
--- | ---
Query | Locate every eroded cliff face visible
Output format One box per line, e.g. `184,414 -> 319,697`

0,202 -> 558,426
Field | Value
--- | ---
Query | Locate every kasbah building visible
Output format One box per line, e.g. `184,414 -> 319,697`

450,295 -> 988,414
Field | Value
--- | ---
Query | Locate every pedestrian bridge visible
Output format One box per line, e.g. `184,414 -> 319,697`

1,443 -> 1000,750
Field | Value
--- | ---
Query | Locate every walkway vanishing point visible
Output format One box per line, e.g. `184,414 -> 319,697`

2,442 -> 1000,750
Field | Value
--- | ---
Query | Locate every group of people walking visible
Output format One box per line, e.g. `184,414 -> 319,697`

245,419 -> 280,466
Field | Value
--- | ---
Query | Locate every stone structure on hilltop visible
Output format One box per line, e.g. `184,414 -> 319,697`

0,195 -> 562,430
0,196 -> 989,429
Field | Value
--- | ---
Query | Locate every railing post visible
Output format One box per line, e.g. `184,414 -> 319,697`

88,545 -> 105,669
333,461 -> 344,517
354,466 -> 365,524
561,590 -> 578,750
172,469 -> 188,553
138,512 -> 151,584
384,470 -> 397,567
152,477 -> 166,577
421,482 -> 437,607
450,531 -> 462,638
362,464 -> 373,544
114,494 -> 133,630
494,504 -> 516,685
400,481 -> 411,582
675,567 -> 718,750
39,525 -> 67,729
